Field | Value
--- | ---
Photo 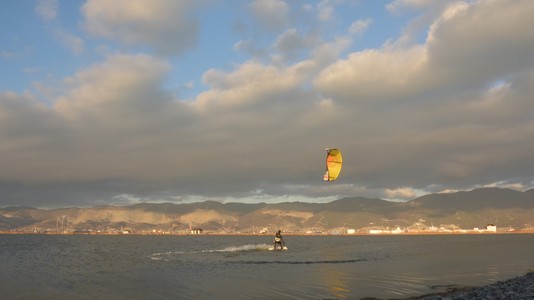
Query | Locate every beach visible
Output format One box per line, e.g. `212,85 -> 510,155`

385,271 -> 534,300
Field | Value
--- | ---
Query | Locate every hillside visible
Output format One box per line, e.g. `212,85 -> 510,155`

1,188 -> 533,233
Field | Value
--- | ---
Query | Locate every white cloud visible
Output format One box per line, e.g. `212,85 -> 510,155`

427,0 -> 534,82
313,0 -> 534,191
82,0 -> 203,56
349,18 -> 373,37
54,30 -> 84,55
54,54 -> 173,121
317,0 -> 335,21
249,0 -> 290,32
1,51 -> 17,59
482,181 -> 526,191
3,0 -> 534,206
35,0 -> 58,21
34,0 -> 85,56
272,28 -> 320,63
385,187 -> 417,199
274,29 -> 307,54
315,45 -> 429,102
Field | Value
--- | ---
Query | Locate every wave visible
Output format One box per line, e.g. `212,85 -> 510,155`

149,244 -> 365,265
149,244 -> 271,261
201,244 -> 271,253
148,251 -> 186,261
225,259 -> 365,265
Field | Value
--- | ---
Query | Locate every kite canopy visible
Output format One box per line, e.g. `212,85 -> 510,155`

323,148 -> 342,181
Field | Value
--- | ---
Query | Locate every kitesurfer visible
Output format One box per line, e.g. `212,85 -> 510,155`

273,230 -> 285,250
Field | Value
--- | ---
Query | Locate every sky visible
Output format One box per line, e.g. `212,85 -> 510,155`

1,0 -> 534,208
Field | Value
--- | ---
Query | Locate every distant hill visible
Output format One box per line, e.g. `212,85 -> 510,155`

411,188 -> 532,210
1,188 -> 533,233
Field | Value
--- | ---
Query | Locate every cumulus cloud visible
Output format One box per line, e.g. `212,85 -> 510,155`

314,0 -> 534,190
2,0 -> 534,207
82,0 -> 203,56
426,0 -> 534,84
1,54 -> 192,184
273,28 -> 318,62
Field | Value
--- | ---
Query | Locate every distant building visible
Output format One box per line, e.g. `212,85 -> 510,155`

190,228 -> 203,235
347,229 -> 356,234
391,227 -> 403,234
486,224 -> 497,232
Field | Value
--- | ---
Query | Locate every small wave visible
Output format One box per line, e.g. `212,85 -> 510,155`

201,244 -> 271,253
226,259 -> 365,265
149,251 -> 186,261
149,244 -> 270,261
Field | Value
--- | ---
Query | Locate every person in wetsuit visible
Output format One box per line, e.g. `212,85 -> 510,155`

273,230 -> 285,250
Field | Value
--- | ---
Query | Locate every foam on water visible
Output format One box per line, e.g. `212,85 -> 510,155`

149,244 -> 271,261
148,250 -> 187,261
201,243 -> 271,253
225,259 -> 365,265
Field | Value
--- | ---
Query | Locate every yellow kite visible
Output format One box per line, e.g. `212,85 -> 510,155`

323,148 -> 342,181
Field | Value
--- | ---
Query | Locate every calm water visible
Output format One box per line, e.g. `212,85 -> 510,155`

0,234 -> 533,299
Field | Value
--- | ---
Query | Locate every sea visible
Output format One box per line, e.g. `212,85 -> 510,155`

0,234 -> 533,300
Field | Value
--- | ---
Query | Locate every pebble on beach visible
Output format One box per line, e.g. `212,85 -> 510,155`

412,272 -> 534,300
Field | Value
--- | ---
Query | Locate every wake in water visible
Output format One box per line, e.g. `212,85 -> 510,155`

149,244 -> 271,261
225,259 -> 365,265
201,244 -> 272,253
149,243 -> 365,265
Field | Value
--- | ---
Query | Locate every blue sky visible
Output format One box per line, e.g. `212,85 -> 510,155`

1,0 -> 534,207
2,1 -> 406,97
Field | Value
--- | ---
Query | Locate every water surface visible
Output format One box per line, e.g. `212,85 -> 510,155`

0,234 -> 533,299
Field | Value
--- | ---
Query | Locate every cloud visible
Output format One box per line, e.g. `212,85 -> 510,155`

54,30 -> 84,55
385,187 -> 417,200
315,45 -> 429,102
386,0 -> 453,14
314,0 -> 534,189
426,0 -> 534,85
349,18 -> 373,37
234,39 -> 268,59
271,29 -> 321,63
33,0 -> 85,55
82,0 -> 203,56
35,0 -> 58,21
2,0 -> 534,207
1,54 -> 191,184
249,0 -> 290,32
1,51 -> 17,59
317,0 -> 335,21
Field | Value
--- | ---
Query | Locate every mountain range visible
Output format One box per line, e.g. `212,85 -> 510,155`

1,188 -> 533,233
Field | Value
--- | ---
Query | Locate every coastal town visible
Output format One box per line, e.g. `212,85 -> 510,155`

3,222 -> 534,236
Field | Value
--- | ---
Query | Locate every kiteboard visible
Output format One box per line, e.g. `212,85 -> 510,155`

268,246 -> 288,251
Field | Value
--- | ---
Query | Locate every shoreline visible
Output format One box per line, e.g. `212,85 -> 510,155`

1,231 -> 534,236
363,271 -> 534,300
